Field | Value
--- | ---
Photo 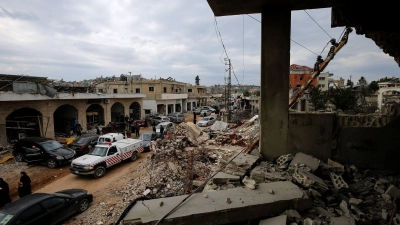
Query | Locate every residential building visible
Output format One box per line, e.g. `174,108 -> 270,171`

95,75 -> 208,115
317,72 -> 333,91
289,64 -> 316,98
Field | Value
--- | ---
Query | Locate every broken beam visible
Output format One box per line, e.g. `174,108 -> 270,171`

122,182 -> 312,225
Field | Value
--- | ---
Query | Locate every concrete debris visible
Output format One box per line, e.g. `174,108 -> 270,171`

123,182 -> 312,225
42,115 -> 400,225
289,152 -> 320,172
385,184 -> 400,198
242,176 -> 256,190
259,215 -> 287,225
212,172 -> 241,185
220,153 -> 260,178
329,172 -> 349,192
276,154 -> 294,169
210,121 -> 228,131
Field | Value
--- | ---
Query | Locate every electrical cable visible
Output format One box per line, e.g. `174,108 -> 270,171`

303,10 -> 333,39
246,14 -> 319,56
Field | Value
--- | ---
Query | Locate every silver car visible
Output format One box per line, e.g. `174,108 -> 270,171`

151,116 -> 170,125
167,113 -> 185,123
198,116 -> 217,127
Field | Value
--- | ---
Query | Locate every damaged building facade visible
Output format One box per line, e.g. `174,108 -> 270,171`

0,74 -> 209,145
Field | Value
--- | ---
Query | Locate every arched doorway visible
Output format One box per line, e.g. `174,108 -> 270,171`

86,104 -> 105,128
129,102 -> 141,120
54,104 -> 78,136
111,102 -> 125,122
6,108 -> 42,142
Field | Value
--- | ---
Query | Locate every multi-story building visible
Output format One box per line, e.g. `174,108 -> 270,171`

317,72 -> 334,91
95,75 -> 208,116
289,64 -> 316,98
0,74 -> 145,145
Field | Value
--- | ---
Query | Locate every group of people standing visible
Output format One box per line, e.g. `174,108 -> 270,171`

0,172 -> 31,208
128,117 -> 140,137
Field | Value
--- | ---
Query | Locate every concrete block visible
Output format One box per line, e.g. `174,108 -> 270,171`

123,182 -> 312,225
289,152 -> 320,172
330,216 -> 355,225
293,169 -> 328,193
385,184 -> 400,198
276,154 -> 294,168
259,215 -> 287,225
329,172 -> 349,192
212,172 -> 241,185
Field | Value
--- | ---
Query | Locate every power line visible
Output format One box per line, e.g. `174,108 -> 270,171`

303,10 -> 333,39
246,14 -> 319,56
242,14 -> 245,84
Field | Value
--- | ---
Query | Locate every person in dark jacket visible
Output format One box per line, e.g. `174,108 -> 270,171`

160,126 -> 165,138
18,172 -> 31,198
135,124 -> 140,137
0,178 -> 11,208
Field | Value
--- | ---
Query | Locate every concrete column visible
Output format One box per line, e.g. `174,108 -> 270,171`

260,6 -> 291,160
173,103 -> 176,113
77,106 -> 87,131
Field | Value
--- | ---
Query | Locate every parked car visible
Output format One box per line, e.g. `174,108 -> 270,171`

167,113 -> 185,123
67,134 -> 99,156
12,137 -> 76,168
198,116 -> 217,127
133,120 -> 147,127
138,132 -> 154,152
194,108 -> 202,115
202,106 -> 216,112
0,189 -> 93,225
151,116 -> 170,125
200,109 -> 211,117
155,122 -> 174,136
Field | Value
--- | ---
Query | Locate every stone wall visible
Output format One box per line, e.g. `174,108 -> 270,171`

287,113 -> 334,161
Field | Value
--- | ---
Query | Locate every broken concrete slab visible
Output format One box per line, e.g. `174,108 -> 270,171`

289,152 -> 320,172
210,121 -> 228,131
212,172 -> 241,185
259,215 -> 287,225
221,153 -> 260,178
385,184 -> 400,198
123,182 -> 312,225
250,166 -> 287,183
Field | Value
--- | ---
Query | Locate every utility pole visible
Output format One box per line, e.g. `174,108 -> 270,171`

225,58 -> 231,121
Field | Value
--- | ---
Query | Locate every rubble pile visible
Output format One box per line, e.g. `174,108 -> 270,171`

209,151 -> 400,225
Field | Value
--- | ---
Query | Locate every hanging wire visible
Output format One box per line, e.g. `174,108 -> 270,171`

242,14 -> 245,84
246,14 -> 319,56
303,10 -> 333,39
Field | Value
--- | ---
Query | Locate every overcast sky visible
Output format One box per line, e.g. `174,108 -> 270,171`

0,1 -> 398,86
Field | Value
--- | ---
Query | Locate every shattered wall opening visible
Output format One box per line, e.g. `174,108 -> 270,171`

6,108 -> 42,142
86,104 -> 104,128
53,104 -> 77,135
129,102 -> 141,120
111,102 -> 125,122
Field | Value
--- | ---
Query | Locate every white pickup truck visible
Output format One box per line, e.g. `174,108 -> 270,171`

70,138 -> 144,178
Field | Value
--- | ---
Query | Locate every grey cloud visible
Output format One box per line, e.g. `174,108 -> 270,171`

0,6 -> 38,20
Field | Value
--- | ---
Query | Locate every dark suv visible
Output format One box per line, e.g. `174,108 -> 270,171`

67,134 -> 99,156
13,137 -> 76,168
